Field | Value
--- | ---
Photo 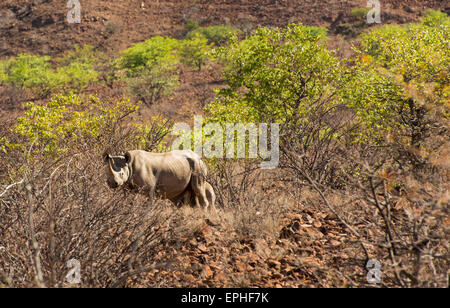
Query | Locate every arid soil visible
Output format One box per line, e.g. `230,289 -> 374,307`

1,0 -> 447,57
0,0 -> 448,288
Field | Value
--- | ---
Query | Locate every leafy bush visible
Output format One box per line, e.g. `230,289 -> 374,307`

352,12 -> 449,146
56,44 -> 106,89
55,44 -> 97,67
127,66 -> 179,106
0,54 -> 63,97
58,62 -> 99,92
6,94 -> 139,157
185,24 -> 241,46
202,23 -> 346,179
206,23 -> 339,125
184,18 -> 199,33
360,23 -> 448,85
335,8 -> 371,38
0,60 -> 7,83
420,9 -> 450,27
180,33 -> 213,70
119,36 -> 180,77
341,63 -> 403,143
0,47 -> 99,97
350,7 -> 371,19
119,36 -> 181,105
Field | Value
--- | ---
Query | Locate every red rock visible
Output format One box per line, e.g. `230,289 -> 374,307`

313,220 -> 322,228
235,260 -> 247,272
215,272 -> 228,283
197,243 -> 208,253
267,259 -> 281,269
202,265 -> 213,278
330,240 -> 341,247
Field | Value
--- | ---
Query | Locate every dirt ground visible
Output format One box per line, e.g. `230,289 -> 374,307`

0,0 -> 448,288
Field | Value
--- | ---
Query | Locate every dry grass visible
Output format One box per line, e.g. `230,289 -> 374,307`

0,104 -> 448,288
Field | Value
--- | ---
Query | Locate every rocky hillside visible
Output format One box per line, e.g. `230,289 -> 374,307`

0,1 -> 448,289
0,0 -> 447,57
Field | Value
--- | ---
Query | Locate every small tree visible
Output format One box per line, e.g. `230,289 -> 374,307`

184,18 -> 199,33
180,33 -> 213,71
350,10 -> 449,147
127,66 -> 179,106
119,36 -> 180,77
0,53 -> 63,97
0,47 -> 99,97
9,94 -> 139,157
119,36 -> 181,105
206,23 -> 338,125
185,24 -> 241,46
204,24 -> 347,181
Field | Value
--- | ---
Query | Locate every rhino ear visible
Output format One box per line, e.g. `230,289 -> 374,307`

102,152 -> 112,163
124,152 -> 132,164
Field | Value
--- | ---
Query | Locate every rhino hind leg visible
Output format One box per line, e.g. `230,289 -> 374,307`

184,156 -> 209,209
174,182 -> 215,210
191,178 -> 209,209
205,182 -> 215,209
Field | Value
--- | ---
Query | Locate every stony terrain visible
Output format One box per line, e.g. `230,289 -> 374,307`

0,0 -> 448,288
0,0 -> 447,57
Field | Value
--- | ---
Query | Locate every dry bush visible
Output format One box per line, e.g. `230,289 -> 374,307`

207,160 -> 293,240
339,143 -> 449,287
0,84 -> 28,110
0,108 -> 182,288
1,97 -> 447,287
279,104 -> 449,287
0,136 -> 181,287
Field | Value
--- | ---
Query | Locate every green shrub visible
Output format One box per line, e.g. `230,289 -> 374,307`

119,36 -> 180,77
8,94 -> 139,157
185,24 -> 241,46
0,47 -> 99,97
119,36 -> 182,105
350,7 -> 371,19
184,18 -> 199,33
127,66 -> 179,106
342,63 -> 404,143
360,23 -> 449,85
205,23 -> 340,125
180,33 -> 213,70
55,44 -> 97,67
420,9 -> 450,27
0,53 -> 63,97
349,12 -> 449,145
203,23 -> 351,175
0,60 -> 7,83
57,61 -> 99,92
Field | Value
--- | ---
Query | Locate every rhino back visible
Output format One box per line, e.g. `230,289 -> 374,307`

129,150 -> 192,198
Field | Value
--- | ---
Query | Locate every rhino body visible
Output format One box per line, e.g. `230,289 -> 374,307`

104,149 -> 213,209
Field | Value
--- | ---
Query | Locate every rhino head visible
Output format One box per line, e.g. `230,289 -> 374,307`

103,152 -> 131,189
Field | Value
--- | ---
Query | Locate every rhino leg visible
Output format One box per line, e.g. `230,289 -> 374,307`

205,182 -> 215,209
191,182 -> 208,209
185,157 -> 209,209
174,182 -> 215,209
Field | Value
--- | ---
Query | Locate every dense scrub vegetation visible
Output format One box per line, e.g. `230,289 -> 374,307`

0,45 -> 99,97
0,12 -> 448,287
